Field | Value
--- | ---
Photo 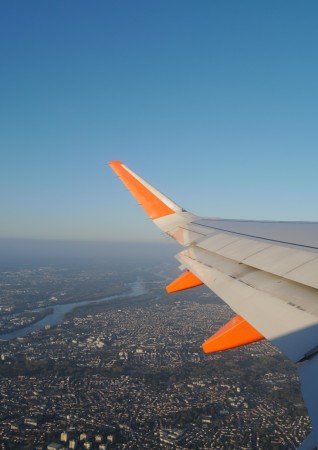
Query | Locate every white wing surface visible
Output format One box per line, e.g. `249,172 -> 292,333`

109,161 -> 318,449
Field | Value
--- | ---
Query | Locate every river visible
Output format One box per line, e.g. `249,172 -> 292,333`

0,280 -> 146,341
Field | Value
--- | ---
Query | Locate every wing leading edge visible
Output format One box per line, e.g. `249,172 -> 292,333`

108,161 -> 318,449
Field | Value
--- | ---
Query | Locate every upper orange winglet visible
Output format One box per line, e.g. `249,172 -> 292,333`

166,270 -> 203,293
202,315 -> 264,354
108,161 -> 175,220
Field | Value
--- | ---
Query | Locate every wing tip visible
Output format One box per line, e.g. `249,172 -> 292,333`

108,160 -> 123,168
108,160 -> 176,220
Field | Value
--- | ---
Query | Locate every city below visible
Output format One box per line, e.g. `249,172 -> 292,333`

0,257 -> 311,449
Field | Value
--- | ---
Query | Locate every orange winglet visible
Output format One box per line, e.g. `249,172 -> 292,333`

108,161 -> 175,220
166,270 -> 203,293
202,315 -> 264,354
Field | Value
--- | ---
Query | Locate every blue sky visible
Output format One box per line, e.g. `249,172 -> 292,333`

1,1 -> 318,243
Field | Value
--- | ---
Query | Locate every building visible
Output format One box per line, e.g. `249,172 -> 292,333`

159,428 -> 186,446
69,439 -> 77,449
60,432 -> 68,442
24,417 -> 38,426
47,444 -> 64,450
107,434 -> 115,443
79,432 -> 88,441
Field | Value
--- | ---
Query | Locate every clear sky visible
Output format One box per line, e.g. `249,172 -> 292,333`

1,1 -> 318,243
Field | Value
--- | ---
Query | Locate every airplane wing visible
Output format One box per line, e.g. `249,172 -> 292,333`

108,160 -> 318,449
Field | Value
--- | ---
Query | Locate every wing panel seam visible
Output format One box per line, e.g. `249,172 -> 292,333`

193,222 -> 318,251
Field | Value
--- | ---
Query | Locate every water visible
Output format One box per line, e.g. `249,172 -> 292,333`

0,280 -> 146,341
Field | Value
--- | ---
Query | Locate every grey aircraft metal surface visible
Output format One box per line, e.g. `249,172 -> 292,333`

109,160 -> 318,450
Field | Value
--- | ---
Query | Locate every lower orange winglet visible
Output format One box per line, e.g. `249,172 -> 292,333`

166,270 -> 203,293
108,161 -> 175,220
202,315 -> 264,353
